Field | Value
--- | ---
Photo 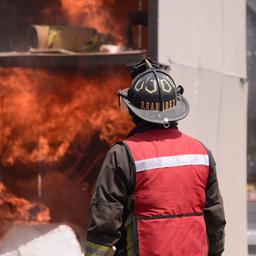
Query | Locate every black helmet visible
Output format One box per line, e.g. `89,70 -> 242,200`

118,58 -> 189,125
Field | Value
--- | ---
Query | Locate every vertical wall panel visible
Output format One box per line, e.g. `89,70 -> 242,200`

169,64 -> 222,152
158,0 -> 223,72
158,1 -> 247,255
217,76 -> 248,256
223,0 -> 246,77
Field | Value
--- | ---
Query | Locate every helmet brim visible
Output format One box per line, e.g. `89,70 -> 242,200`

122,95 -> 190,124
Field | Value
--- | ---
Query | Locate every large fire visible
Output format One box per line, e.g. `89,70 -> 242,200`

0,67 -> 133,166
0,0 -> 145,246
0,67 -> 134,233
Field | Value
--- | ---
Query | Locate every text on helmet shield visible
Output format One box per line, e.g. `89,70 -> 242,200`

141,100 -> 175,111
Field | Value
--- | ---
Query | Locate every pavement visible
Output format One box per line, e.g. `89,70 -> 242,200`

248,187 -> 256,256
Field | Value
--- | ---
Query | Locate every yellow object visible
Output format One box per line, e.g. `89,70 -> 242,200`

85,241 -> 116,256
47,28 -> 62,48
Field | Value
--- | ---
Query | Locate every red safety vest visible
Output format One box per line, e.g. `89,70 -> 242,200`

124,128 -> 209,256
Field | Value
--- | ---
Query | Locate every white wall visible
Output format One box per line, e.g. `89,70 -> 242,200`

158,1 -> 247,255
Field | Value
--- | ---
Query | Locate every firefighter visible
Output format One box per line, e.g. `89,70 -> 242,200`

85,58 -> 226,256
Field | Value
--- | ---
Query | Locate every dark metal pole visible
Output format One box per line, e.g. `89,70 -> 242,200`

148,0 -> 158,61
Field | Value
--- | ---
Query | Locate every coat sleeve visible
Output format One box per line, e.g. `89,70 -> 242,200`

204,149 -> 226,256
85,143 -> 133,255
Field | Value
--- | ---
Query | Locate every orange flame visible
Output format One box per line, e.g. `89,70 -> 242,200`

0,67 -> 133,167
0,182 -> 50,223
59,0 -> 138,44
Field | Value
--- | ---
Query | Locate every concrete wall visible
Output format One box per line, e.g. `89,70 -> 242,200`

158,0 -> 247,255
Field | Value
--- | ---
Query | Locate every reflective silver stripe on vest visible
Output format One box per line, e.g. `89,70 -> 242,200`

135,154 -> 209,172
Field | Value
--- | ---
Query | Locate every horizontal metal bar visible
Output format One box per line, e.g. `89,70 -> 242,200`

0,50 -> 147,67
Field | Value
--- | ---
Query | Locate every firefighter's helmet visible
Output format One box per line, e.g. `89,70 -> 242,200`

118,58 -> 189,125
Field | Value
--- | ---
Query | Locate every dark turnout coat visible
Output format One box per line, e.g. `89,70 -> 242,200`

86,126 -> 226,256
